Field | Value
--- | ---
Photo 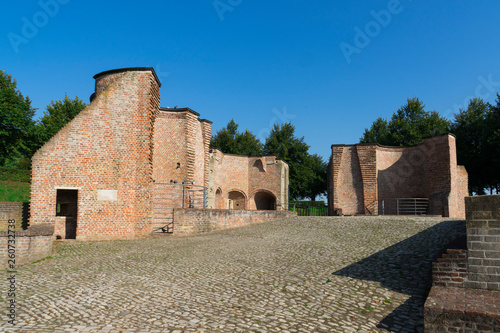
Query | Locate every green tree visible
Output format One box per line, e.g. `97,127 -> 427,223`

210,119 -> 263,155
263,122 -> 326,200
360,117 -> 389,145
451,97 -> 490,194
361,97 -> 450,146
34,94 -> 86,150
485,94 -> 500,193
0,71 -> 36,167
303,153 -> 328,201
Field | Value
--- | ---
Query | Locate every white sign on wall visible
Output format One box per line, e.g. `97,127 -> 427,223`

97,190 -> 118,202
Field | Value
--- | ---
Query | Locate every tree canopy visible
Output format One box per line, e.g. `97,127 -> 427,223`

34,94 -> 86,151
361,95 -> 500,194
0,71 -> 36,167
263,122 -> 327,201
451,96 -> 500,194
210,119 -> 263,156
360,97 -> 450,146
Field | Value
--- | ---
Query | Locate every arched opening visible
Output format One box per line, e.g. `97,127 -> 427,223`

215,188 -> 224,209
254,191 -> 276,210
228,191 -> 246,210
253,159 -> 265,172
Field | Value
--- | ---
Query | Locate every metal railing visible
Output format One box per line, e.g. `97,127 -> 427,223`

379,198 -> 429,215
290,203 -> 328,216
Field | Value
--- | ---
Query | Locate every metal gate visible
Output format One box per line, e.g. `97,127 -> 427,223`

379,198 -> 429,215
153,183 -> 207,233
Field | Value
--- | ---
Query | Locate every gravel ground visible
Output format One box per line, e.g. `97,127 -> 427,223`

1,216 -> 465,333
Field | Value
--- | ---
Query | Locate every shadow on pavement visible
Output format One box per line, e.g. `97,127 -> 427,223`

333,220 -> 466,333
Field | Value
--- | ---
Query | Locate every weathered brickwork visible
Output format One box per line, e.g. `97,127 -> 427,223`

208,150 -> 289,211
0,224 -> 53,268
30,67 -> 289,240
432,249 -> 467,288
172,208 -> 296,235
328,134 -> 468,218
465,195 -> 500,291
424,286 -> 500,332
0,201 -> 29,230
31,68 -> 161,240
152,108 -> 212,186
424,195 -> 500,332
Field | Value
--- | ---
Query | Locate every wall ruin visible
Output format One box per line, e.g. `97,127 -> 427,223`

29,67 -> 289,240
328,134 -> 468,218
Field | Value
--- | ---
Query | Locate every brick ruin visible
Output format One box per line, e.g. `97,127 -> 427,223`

328,134 -> 469,218
30,67 -> 289,240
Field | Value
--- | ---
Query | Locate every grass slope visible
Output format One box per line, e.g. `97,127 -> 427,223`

0,181 -> 30,202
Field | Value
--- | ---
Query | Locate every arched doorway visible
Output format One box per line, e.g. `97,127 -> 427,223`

254,191 -> 276,210
228,191 -> 246,210
215,188 -> 224,209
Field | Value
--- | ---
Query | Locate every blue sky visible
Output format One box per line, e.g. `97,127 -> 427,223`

1,0 -> 499,160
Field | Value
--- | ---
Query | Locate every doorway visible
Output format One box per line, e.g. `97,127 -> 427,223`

56,189 -> 78,239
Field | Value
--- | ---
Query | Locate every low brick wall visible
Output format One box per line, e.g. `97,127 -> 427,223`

172,209 -> 297,235
424,286 -> 500,332
0,202 -> 29,231
0,224 -> 54,268
432,249 -> 467,288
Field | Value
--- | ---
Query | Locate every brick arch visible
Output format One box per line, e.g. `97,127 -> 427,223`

250,189 -> 277,211
227,189 -> 247,210
215,187 -> 224,209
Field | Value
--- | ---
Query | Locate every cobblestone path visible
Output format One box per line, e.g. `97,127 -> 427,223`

1,216 -> 465,333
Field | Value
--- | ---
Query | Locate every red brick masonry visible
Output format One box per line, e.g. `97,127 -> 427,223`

432,249 -> 467,288
424,286 -> 500,332
172,209 -> 297,235
328,134 -> 468,217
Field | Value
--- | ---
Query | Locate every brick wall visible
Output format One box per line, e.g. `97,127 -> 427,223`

0,224 -> 53,268
357,145 -> 377,214
172,208 -> 297,235
424,195 -> 500,332
328,134 -> 468,218
30,68 -> 160,240
152,108 -> 212,187
432,249 -> 467,288
208,150 -> 289,211
335,146 -> 364,215
377,145 -> 428,200
0,202 -> 29,231
465,195 -> 500,291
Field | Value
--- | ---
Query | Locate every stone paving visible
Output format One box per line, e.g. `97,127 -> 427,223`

1,216 -> 465,333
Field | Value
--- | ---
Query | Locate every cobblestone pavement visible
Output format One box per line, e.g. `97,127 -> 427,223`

2,216 -> 465,333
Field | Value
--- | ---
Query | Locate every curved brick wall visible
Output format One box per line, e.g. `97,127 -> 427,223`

329,134 -> 468,217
